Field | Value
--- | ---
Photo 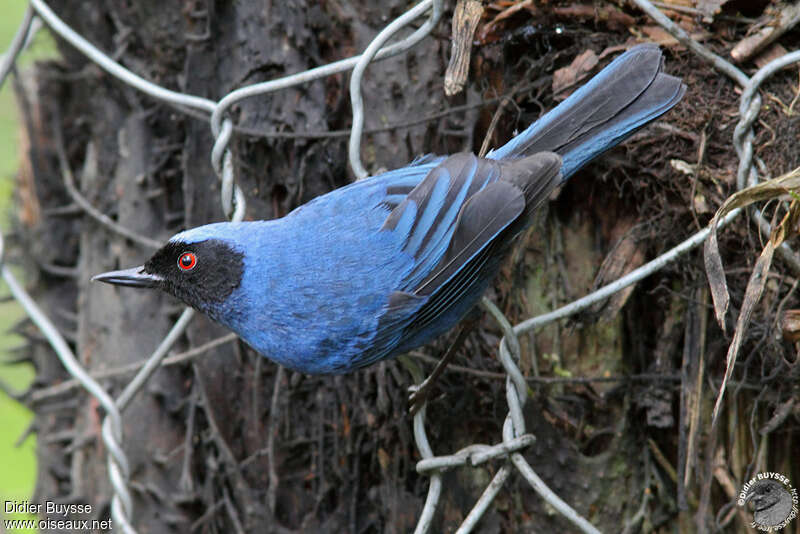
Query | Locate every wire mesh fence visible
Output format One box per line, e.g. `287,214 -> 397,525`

2,0 -> 799,532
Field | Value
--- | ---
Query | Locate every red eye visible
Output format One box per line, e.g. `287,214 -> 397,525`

178,252 -> 197,271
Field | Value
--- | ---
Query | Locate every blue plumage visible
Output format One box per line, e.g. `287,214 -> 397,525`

93,45 -> 685,374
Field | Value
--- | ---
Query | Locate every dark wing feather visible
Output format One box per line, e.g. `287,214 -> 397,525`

371,156 -> 445,211
370,152 -> 561,358
414,181 -> 523,296
382,153 -> 504,289
414,152 -> 562,297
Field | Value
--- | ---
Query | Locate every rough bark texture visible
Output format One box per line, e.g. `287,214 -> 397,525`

14,0 -> 800,533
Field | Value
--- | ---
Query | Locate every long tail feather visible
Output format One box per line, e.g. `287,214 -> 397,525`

487,44 -> 686,180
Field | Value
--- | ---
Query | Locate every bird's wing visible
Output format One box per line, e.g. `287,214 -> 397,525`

414,153 -> 561,296
399,153 -> 561,339
368,153 -> 560,353
381,153 -> 505,290
339,152 -> 561,370
363,154 -> 447,211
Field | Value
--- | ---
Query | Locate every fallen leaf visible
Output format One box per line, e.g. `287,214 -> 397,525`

704,166 -> 800,331
696,0 -> 730,23
711,235 -> 776,427
731,3 -> 800,63
670,158 -> 696,175
754,43 -> 790,70
552,5 -> 635,31
694,193 -> 711,215
780,309 -> 800,341
706,167 -> 800,427
476,0 -> 537,44
552,49 -> 598,95
641,25 -> 679,47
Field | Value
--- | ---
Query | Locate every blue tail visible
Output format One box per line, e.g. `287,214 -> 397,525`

487,44 -> 685,180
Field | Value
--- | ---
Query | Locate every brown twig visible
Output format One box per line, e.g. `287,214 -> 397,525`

731,3 -> 800,63
409,351 -> 681,383
265,366 -> 284,513
444,0 -> 483,97
51,107 -> 163,249
30,333 -> 238,404
408,325 -> 471,415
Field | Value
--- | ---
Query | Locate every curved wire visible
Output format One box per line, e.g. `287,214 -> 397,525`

209,0 -> 444,139
348,0 -> 443,179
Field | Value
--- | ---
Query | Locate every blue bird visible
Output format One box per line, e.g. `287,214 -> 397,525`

93,44 -> 685,374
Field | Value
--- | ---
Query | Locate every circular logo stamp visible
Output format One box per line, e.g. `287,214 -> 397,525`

738,472 -> 798,531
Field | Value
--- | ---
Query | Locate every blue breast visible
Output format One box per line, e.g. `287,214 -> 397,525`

209,170 -> 431,373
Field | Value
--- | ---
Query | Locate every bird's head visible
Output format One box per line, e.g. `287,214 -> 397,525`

92,227 -> 245,321
745,479 -> 784,511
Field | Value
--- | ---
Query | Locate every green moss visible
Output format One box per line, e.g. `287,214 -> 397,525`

0,3 -> 56,532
